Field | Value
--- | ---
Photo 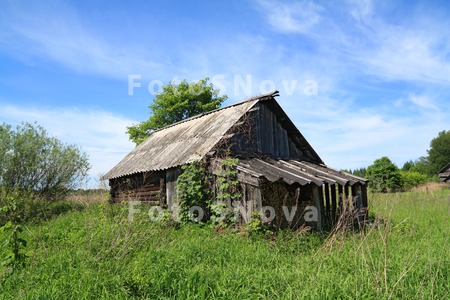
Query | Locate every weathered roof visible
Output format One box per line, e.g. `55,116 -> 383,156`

104,92 -> 278,179
237,158 -> 367,186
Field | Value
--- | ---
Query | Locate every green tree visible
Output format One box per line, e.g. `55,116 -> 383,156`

401,160 -> 415,172
402,157 -> 433,176
0,122 -> 90,202
428,130 -> 450,174
366,157 -> 402,192
127,77 -> 227,144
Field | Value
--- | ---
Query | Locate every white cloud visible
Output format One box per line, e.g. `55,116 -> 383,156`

357,28 -> 450,84
407,94 -> 438,110
255,0 -> 450,85
347,0 -> 373,22
256,0 -> 323,34
0,1 -> 164,79
0,104 -> 136,187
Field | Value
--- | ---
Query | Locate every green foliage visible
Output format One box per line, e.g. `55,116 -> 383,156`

402,157 -> 434,176
428,130 -> 450,174
175,158 -> 242,226
0,122 -> 90,202
176,162 -> 211,223
0,189 -> 449,299
401,160 -> 415,171
1,203 -> 27,270
242,211 -> 273,237
212,158 -> 241,227
127,77 -> 227,144
399,170 -> 429,190
341,168 -> 367,178
215,158 -> 241,202
353,167 -> 367,178
367,157 -> 402,192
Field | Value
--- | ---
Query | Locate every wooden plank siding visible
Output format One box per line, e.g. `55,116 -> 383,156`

229,102 -> 318,161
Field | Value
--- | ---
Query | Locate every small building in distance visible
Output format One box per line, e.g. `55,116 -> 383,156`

438,163 -> 450,183
103,91 -> 368,229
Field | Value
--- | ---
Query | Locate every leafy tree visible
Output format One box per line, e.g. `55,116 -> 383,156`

428,130 -> 450,174
402,157 -> 433,176
366,157 -> 402,192
0,122 -> 90,202
127,77 -> 227,144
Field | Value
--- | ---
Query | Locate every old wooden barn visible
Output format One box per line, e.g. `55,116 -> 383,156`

103,91 -> 368,229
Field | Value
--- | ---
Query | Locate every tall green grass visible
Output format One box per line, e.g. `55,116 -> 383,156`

1,189 -> 449,299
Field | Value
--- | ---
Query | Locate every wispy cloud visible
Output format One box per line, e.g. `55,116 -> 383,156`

255,0 -> 450,85
355,25 -> 450,84
0,1 -> 163,79
407,94 -> 438,111
256,0 -> 323,34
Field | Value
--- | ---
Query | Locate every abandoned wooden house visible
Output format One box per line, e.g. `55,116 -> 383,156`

438,163 -> 450,183
103,91 -> 368,229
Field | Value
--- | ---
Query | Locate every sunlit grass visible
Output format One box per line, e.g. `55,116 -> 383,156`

1,188 -> 449,299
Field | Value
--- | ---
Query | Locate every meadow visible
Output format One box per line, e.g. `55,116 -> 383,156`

0,188 -> 449,299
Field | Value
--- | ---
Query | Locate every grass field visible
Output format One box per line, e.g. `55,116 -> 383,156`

1,188 -> 449,299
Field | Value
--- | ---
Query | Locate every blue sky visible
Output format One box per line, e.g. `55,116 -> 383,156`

1,0 -> 450,187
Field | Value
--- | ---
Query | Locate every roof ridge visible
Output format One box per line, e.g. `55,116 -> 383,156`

147,90 -> 280,135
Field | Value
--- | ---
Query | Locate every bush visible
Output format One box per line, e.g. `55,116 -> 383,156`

400,170 -> 429,190
0,122 -> 90,202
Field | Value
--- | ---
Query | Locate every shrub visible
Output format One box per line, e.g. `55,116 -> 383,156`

0,122 -> 90,202
400,170 -> 429,190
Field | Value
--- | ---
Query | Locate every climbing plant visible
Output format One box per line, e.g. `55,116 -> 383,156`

210,157 -> 242,226
176,161 -> 211,223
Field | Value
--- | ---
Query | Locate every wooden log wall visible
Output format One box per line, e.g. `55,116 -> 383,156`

109,171 -> 165,205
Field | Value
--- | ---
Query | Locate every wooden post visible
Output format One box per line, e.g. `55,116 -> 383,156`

330,184 -> 337,223
361,184 -> 368,220
165,167 -> 181,208
324,183 -> 331,224
351,184 -> 359,210
344,184 -> 350,211
159,177 -> 166,206
312,185 -> 322,231
338,184 -> 343,216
